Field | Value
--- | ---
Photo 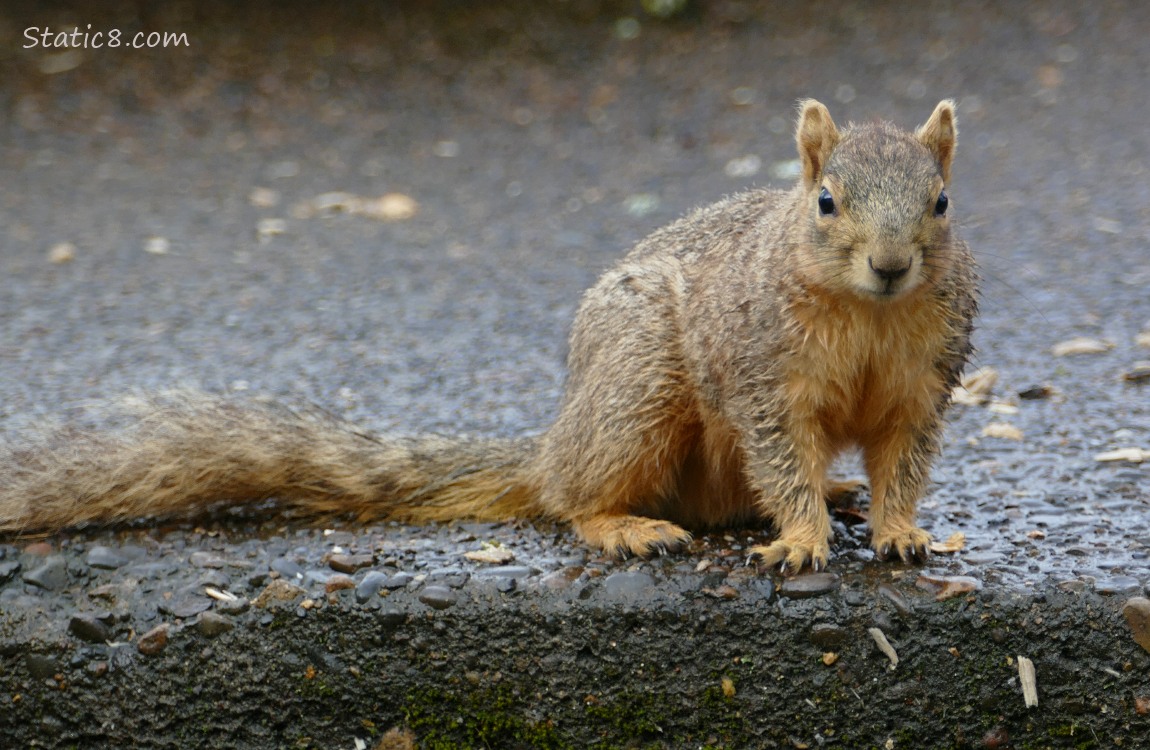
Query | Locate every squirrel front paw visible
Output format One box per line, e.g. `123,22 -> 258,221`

872,526 -> 931,562
749,537 -> 830,575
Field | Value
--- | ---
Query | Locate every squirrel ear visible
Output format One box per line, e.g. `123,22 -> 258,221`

916,100 -> 958,183
795,99 -> 840,187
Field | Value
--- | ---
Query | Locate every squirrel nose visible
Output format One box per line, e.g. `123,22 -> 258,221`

867,255 -> 911,282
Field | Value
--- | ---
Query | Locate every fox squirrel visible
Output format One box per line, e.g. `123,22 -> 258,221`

0,100 -> 975,573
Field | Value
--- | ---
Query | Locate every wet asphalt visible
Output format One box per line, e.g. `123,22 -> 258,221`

1,0 -> 1149,747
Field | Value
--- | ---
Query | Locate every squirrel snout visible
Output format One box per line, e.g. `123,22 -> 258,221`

866,255 -> 912,283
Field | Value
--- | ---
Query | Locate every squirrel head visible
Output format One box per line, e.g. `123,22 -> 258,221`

794,99 -> 959,301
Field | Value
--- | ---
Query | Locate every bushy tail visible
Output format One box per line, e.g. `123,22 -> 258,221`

0,391 -> 542,534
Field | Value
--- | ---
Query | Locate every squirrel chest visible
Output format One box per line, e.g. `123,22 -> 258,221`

783,288 -> 950,448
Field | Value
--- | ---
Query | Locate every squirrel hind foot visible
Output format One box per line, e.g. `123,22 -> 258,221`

573,514 -> 693,559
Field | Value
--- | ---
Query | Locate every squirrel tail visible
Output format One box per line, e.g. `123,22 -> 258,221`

0,391 -> 543,534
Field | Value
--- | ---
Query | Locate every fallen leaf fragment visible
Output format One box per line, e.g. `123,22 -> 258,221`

144,236 -> 170,255
916,574 -> 982,601
39,49 -> 84,75
982,422 -> 1023,440
293,191 -> 419,222
1017,656 -> 1038,708
1123,363 -> 1150,382
701,584 -> 740,600
1094,448 -> 1150,463
868,627 -> 899,668
48,242 -> 76,264
1050,336 -> 1114,356
256,218 -> 287,241
359,193 -> 419,222
952,366 -> 998,405
249,187 -> 280,208
204,586 -> 239,602
1017,385 -> 1054,400
929,532 -> 966,554
464,544 -> 516,565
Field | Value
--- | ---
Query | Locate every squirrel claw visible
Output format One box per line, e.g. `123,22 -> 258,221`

749,538 -> 829,576
873,527 -> 932,564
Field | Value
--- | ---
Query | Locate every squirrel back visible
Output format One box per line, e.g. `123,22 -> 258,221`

0,100 -> 977,573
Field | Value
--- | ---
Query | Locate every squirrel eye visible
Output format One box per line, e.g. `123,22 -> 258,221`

934,190 -> 949,216
817,187 -> 836,216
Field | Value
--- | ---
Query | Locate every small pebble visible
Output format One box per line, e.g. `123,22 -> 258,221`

253,579 -> 307,608
68,614 -> 111,644
427,569 -> 470,588
472,565 -> 534,579
808,623 -> 848,650
878,584 -> 914,617
158,595 -> 212,619
25,654 -> 59,679
325,574 -> 356,594
601,571 -> 656,599
270,557 -> 304,579
355,571 -> 389,603
215,596 -> 250,616
196,611 -> 235,637
418,585 -> 458,610
0,560 -> 21,584
137,623 -> 170,656
328,553 -> 375,574
1123,597 -> 1150,654
22,556 -> 69,591
778,572 -> 840,599
383,572 -> 414,590
189,551 -> 227,568
537,567 -> 583,592
86,546 -> 129,570
1094,576 -> 1141,596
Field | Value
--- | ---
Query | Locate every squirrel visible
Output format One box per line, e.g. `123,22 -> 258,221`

0,99 -> 976,573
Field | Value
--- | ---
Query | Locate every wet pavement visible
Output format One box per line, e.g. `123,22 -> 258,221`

2,0 -> 1150,747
